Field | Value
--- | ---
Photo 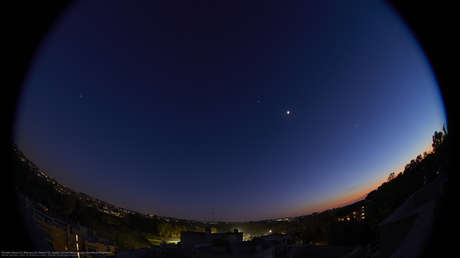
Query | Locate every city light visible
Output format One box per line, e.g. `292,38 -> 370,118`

76,234 -> 80,258
12,124 -> 447,256
166,240 -> 180,244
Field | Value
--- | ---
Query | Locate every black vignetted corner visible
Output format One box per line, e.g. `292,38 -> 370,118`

4,0 -> 73,251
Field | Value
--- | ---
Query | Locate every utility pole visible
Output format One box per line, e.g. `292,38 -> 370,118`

212,207 -> 215,223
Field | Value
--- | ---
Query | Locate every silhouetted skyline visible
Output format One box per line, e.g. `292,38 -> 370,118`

15,1 -> 446,221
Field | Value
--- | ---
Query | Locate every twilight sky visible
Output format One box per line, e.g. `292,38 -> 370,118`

15,0 -> 446,221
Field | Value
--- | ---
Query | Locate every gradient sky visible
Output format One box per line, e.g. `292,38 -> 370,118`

15,0 -> 446,221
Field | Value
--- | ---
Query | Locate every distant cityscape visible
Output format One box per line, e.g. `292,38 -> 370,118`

10,129 -> 449,257
16,146 -> 369,227
14,144 -> 300,225
14,145 -> 182,222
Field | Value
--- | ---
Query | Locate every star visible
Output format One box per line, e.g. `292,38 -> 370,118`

286,110 -> 291,115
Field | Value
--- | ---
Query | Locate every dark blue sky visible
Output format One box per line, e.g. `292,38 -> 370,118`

15,0 -> 446,221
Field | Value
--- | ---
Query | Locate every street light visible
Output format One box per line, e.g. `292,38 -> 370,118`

75,234 -> 80,258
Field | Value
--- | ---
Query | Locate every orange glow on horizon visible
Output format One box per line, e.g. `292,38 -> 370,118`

291,140 -> 435,217
295,178 -> 386,216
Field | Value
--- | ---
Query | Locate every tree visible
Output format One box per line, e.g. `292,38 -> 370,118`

404,159 -> 417,174
416,154 -> 423,164
157,222 -> 173,238
387,172 -> 395,182
432,131 -> 444,152
423,151 -> 428,158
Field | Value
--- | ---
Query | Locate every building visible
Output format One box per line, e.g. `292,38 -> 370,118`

258,233 -> 293,245
337,205 -> 366,222
180,228 -> 243,248
26,196 -> 116,256
30,201 -> 69,251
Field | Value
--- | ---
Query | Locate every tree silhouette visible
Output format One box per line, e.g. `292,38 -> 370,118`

387,172 -> 395,182
416,154 -> 423,164
432,131 -> 443,152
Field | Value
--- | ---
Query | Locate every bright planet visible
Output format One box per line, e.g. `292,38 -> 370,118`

14,0 -> 446,222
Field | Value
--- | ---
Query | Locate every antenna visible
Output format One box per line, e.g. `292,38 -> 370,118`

212,207 -> 215,223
